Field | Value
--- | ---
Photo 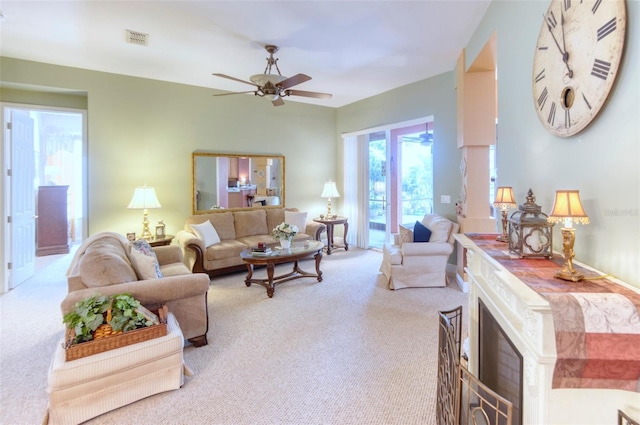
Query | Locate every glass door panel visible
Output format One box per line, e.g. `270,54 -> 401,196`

368,133 -> 387,249
399,131 -> 433,225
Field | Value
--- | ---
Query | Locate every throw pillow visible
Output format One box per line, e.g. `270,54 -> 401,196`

424,216 -> 453,243
398,224 -> 414,245
413,220 -> 432,242
129,239 -> 163,280
284,210 -> 308,235
191,220 -> 221,247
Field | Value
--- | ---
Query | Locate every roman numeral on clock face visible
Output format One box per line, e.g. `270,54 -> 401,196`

538,87 -> 549,109
591,58 -> 611,80
547,11 -> 557,28
582,93 -> 592,110
565,108 -> 571,128
597,17 -> 617,40
592,0 -> 602,14
564,0 -> 571,11
535,69 -> 545,83
548,102 -> 557,125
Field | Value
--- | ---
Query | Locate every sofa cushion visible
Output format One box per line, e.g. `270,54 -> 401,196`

266,209 -> 286,233
234,209 -> 268,239
159,262 -> 192,277
205,240 -> 247,261
284,211 -> 307,235
129,239 -> 163,280
422,214 -> 453,243
190,220 -> 221,247
79,238 -> 138,287
413,221 -> 432,242
186,212 -> 235,241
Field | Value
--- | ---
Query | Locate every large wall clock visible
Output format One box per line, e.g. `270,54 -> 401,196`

532,0 -> 626,137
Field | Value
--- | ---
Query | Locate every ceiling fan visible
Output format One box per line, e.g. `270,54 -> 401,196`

403,132 -> 433,146
212,45 -> 332,107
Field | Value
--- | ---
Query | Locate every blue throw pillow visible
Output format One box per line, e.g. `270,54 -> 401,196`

413,221 -> 432,242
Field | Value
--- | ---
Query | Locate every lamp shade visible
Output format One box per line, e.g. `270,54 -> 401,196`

548,190 -> 589,224
321,181 -> 341,198
493,186 -> 517,208
127,185 -> 162,210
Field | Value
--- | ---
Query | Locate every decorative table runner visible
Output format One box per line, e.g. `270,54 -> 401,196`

466,233 -> 640,392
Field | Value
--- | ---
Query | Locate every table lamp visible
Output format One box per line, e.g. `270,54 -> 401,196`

321,180 -> 340,218
547,190 -> 590,282
493,186 -> 517,242
127,185 -> 162,240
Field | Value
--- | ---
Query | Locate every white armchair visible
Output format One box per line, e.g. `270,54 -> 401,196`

379,214 -> 459,290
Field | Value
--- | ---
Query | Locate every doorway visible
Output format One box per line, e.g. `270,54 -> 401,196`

2,104 -> 87,292
368,122 -> 434,249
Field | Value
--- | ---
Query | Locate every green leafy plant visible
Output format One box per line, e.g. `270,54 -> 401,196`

109,293 -> 153,332
63,293 -> 155,344
63,295 -> 111,343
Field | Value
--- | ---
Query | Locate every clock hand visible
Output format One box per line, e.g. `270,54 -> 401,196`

543,13 -> 573,78
559,10 -> 573,78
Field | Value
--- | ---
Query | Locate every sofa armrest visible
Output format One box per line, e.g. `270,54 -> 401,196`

177,229 -> 203,251
305,221 -> 326,241
61,273 -> 210,315
153,245 -> 183,266
401,241 -> 454,256
177,229 -> 208,274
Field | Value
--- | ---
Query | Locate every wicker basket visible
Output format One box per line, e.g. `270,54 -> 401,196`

64,306 -> 168,361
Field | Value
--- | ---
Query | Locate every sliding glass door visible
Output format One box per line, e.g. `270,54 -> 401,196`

368,123 -> 433,249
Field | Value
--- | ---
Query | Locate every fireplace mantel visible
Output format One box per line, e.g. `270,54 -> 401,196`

455,233 -> 640,425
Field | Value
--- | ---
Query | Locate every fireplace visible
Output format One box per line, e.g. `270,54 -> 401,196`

479,299 -> 523,425
456,233 -> 640,425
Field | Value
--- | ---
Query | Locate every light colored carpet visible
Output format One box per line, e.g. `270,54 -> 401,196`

0,247 -> 467,425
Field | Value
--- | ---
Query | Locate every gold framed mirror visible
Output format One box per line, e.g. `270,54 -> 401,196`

192,152 -> 285,214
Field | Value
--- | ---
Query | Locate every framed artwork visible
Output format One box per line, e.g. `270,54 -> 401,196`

266,188 -> 277,196
126,232 -> 136,242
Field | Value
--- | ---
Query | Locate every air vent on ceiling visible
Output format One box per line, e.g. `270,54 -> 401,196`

126,29 -> 149,46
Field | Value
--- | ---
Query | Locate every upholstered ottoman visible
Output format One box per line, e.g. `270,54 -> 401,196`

46,313 -> 186,424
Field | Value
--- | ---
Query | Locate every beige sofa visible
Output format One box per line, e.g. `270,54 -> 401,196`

62,232 -> 210,346
177,208 -> 325,278
379,214 -> 459,289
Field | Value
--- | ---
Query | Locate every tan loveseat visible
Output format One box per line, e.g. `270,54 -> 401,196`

177,208 -> 325,278
379,214 -> 459,290
62,232 -> 210,346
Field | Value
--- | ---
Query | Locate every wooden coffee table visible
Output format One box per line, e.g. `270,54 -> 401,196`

240,240 -> 324,298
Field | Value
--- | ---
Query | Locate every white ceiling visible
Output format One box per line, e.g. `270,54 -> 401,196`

0,1 -> 491,108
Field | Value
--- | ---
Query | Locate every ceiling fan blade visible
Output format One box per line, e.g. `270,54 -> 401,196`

272,97 -> 285,107
276,73 -> 311,89
285,89 -> 333,99
212,73 -> 258,87
213,91 -> 256,97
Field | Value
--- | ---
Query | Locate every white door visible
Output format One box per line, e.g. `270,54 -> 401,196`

9,110 -> 36,288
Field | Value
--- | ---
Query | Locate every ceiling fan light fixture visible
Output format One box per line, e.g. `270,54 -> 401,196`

250,74 -> 286,87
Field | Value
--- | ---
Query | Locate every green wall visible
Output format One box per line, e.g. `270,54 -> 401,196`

466,0 -> 639,286
1,0 -> 638,287
0,58 -> 337,237
335,0 -> 639,287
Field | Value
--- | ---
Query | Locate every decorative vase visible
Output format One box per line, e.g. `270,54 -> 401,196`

280,239 -> 291,249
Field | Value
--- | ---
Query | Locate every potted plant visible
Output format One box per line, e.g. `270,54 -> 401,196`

272,222 -> 298,249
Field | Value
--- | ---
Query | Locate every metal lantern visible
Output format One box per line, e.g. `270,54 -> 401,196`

508,189 -> 554,258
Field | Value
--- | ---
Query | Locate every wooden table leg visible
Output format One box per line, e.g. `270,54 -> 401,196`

266,263 -> 275,298
244,264 -> 254,287
343,221 -> 349,251
314,252 -> 323,282
326,223 -> 334,255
